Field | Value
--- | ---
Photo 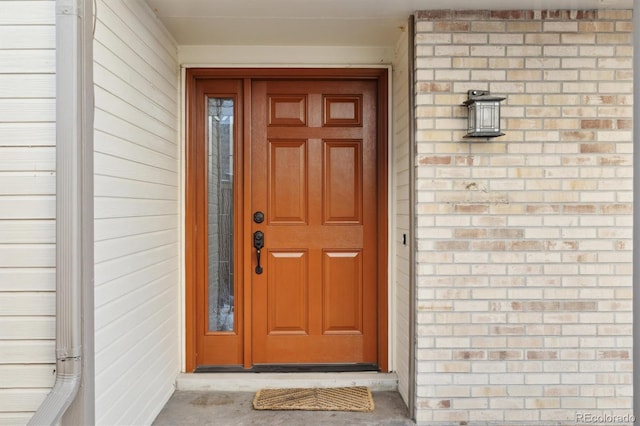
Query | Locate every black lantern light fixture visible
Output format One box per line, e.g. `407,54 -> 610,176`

463,90 -> 505,138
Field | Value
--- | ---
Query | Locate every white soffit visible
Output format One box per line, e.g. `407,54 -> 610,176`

145,0 -> 633,46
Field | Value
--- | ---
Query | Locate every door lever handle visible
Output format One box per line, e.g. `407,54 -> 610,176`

253,231 -> 264,274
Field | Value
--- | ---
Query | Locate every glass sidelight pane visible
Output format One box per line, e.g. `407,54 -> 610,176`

208,98 -> 234,332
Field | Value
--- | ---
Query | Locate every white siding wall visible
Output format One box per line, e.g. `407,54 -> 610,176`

393,29 -> 411,406
0,1 -> 56,425
93,1 -> 180,424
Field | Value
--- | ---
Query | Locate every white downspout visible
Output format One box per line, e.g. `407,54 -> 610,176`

29,0 -> 94,424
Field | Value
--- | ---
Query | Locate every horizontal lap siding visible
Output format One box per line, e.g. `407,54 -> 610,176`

93,1 -> 179,425
0,1 -> 56,424
393,29 -> 412,406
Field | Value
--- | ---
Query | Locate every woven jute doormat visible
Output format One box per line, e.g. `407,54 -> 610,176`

253,386 -> 375,412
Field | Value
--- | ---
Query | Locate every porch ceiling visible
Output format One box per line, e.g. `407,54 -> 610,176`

145,0 -> 632,46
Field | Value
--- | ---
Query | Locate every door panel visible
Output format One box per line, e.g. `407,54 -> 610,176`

251,79 -> 378,365
323,250 -> 363,334
323,95 -> 362,126
268,140 -> 308,224
269,95 -> 307,126
267,251 -> 309,334
323,140 -> 362,223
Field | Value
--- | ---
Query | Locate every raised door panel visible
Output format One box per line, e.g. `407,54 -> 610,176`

322,250 -> 363,334
267,251 -> 308,335
268,139 -> 308,224
323,95 -> 362,127
269,95 -> 307,126
323,140 -> 362,224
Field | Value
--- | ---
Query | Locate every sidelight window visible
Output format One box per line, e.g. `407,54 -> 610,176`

207,98 -> 235,332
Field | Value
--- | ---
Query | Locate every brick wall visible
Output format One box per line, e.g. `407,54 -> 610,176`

414,10 -> 633,424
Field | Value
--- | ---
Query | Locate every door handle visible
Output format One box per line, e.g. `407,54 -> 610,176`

253,231 -> 264,274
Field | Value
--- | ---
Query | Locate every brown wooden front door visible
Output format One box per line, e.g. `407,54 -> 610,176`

186,69 -> 387,371
250,79 -> 378,365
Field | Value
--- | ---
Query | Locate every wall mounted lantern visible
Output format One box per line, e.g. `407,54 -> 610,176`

463,90 -> 505,138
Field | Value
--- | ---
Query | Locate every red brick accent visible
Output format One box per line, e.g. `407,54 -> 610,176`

511,301 -> 597,312
416,10 -> 452,20
617,119 -> 632,129
455,204 -> 489,213
416,82 -> 452,93
454,10 -> 490,20
419,156 -> 452,165
539,10 -> 597,20
434,22 -> 470,32
598,350 -> 630,359
491,326 -> 525,335
490,10 -> 533,20
454,350 -> 486,360
580,143 -> 615,153
561,131 -> 596,142
526,205 -> 561,214
438,400 -> 451,408
527,350 -> 559,360
455,156 -> 474,166
436,241 -> 470,251
600,156 -> 631,166
564,205 -> 597,214
454,229 -> 487,238
510,241 -> 544,251
581,119 -> 614,129
601,204 -> 633,214
472,241 -> 506,251
488,229 -> 525,238
489,350 -> 522,360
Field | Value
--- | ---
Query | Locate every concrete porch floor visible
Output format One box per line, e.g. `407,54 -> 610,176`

152,372 -> 412,425
152,390 -> 414,425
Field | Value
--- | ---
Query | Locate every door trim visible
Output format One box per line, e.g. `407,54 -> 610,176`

185,68 -> 389,372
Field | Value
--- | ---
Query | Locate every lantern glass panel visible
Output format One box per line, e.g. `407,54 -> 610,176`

478,102 -> 498,132
467,103 -> 476,132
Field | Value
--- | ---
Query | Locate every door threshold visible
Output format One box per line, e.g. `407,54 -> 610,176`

176,371 -> 398,392
194,363 -> 379,373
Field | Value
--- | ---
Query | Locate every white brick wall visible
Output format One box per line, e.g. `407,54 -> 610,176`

413,9 -> 633,424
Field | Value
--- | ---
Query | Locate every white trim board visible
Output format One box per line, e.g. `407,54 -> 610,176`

179,45 -> 395,67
